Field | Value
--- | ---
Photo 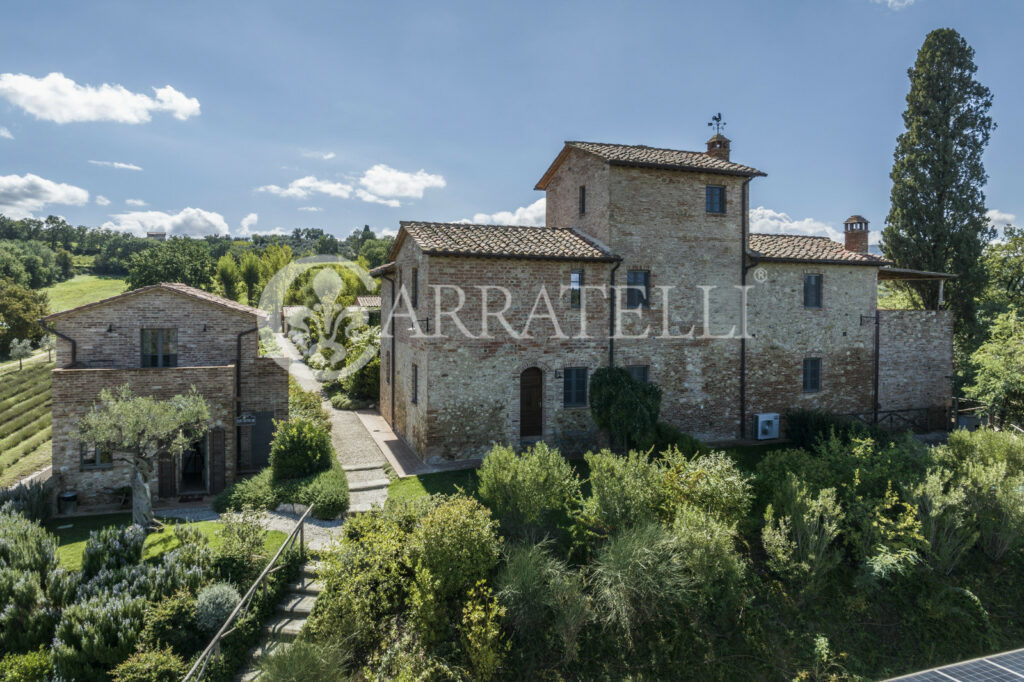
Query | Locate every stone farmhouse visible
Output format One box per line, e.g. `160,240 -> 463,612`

371,134 -> 955,463
41,282 -> 289,507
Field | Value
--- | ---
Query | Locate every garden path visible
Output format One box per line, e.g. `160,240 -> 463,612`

275,333 -> 391,512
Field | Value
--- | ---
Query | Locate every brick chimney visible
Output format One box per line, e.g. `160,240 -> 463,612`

706,134 -> 730,161
844,215 -> 869,254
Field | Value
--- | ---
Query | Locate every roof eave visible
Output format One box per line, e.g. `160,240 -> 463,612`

422,250 -> 621,263
747,252 -> 890,267
607,159 -> 766,178
534,144 -> 572,191
368,262 -> 396,277
878,267 -> 958,280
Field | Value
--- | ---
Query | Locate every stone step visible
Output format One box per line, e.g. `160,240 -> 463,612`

262,614 -> 305,642
286,574 -> 323,596
342,463 -> 383,472
347,478 -> 390,492
277,593 -> 317,617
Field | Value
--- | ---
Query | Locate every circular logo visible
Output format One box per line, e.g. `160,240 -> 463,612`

258,255 -> 379,382
753,267 -> 768,284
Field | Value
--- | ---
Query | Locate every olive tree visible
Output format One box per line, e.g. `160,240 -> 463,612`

76,384 -> 210,529
9,337 -> 33,369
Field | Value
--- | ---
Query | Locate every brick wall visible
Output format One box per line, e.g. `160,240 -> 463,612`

746,263 -> 877,431
51,366 -> 236,505
878,309 -> 953,412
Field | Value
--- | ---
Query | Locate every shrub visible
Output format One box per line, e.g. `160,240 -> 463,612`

196,582 -> 241,634
784,409 -> 893,449
0,507 -> 58,577
459,580 -> 508,680
0,648 -> 51,682
965,460 -> 1024,561
213,468 -> 279,513
582,449 -> 665,533
51,594 -> 147,682
762,474 -> 844,584
589,366 -> 662,449
213,463 -> 349,521
662,449 -> 753,526
908,468 -> 978,575
140,591 -> 203,658
938,427 -> 1024,473
496,542 -> 588,669
671,505 -> 746,611
81,524 -> 145,580
215,507 -> 266,585
405,496 -> 501,601
0,568 -> 54,653
269,418 -> 333,480
288,379 -> 331,431
295,466 -> 349,519
0,480 -> 51,524
256,638 -> 356,681
477,443 -> 580,538
110,646 -> 187,682
641,422 -> 708,457
330,393 -> 372,411
341,325 -> 381,400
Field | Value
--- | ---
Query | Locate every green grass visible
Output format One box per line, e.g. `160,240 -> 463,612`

40,274 -> 127,313
387,468 -> 479,503
47,513 -> 288,570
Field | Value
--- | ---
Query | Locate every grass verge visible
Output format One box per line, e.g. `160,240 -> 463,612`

40,274 -> 127,313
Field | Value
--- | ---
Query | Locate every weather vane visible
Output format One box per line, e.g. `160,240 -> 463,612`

708,113 -> 726,135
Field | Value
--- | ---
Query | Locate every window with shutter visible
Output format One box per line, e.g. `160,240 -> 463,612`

803,357 -> 821,392
563,367 -> 588,407
803,274 -> 823,309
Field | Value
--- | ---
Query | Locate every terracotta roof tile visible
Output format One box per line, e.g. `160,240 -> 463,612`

356,295 -> 382,308
748,233 -> 889,265
567,141 -> 764,177
42,282 -> 266,320
394,221 -> 618,262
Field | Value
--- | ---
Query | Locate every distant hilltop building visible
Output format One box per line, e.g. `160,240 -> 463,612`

147,231 -> 167,241
370,128 -> 955,462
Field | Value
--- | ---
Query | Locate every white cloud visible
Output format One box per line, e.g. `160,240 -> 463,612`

987,209 -> 1016,227
298,206 -> 322,212
359,164 -> 446,200
749,206 -> 844,241
236,212 -> 259,237
379,228 -> 398,238
0,172 -> 89,219
0,127 -> 12,139
257,175 -> 353,199
89,159 -> 143,171
101,207 -> 229,238
95,195 -> 110,206
0,72 -> 200,124
125,198 -> 148,207
355,188 -> 401,208
302,150 -> 335,160
252,226 -> 289,236
871,0 -> 914,7
462,198 -> 547,226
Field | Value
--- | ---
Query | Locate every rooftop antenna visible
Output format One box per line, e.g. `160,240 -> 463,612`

708,112 -> 726,135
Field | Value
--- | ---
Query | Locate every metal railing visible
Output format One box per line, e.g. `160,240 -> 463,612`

183,505 -> 313,681
844,408 -> 932,433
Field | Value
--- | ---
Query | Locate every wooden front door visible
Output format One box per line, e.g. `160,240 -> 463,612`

520,368 -> 543,438
252,412 -> 275,469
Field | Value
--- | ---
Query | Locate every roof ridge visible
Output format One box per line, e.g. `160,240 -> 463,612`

568,140 -> 707,156
750,233 -> 834,240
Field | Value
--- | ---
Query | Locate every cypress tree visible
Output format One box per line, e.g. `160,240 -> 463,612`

882,28 -> 995,338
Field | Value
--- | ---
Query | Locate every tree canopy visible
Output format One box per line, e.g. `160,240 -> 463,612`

126,238 -> 216,290
882,28 -> 995,341
965,310 -> 1024,427
589,367 -> 662,450
0,277 -> 49,356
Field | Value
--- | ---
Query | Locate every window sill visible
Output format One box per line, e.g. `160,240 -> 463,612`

80,465 -> 114,471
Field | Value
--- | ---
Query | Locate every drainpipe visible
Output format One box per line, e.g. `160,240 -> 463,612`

381,272 -> 396,422
38,320 -> 76,367
607,260 -> 622,367
738,177 -> 753,440
873,312 -> 880,425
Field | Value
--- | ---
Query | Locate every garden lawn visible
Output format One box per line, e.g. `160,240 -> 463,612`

40,274 -> 127,313
47,513 -> 287,570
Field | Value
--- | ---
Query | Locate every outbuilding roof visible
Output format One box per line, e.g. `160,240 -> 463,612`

747,233 -> 890,266
41,282 -> 267,321
536,140 -> 765,189
356,295 -> 382,308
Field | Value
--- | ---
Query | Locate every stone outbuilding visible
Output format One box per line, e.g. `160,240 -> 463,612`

41,282 -> 289,507
371,136 -> 955,462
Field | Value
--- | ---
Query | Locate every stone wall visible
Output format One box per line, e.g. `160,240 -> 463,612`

745,263 -> 877,432
51,365 -> 236,506
878,309 -> 953,413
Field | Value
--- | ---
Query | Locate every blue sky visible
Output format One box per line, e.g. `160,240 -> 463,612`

0,0 -> 1020,242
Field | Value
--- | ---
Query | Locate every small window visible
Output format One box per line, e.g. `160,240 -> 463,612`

141,329 -> 177,368
569,269 -> 584,309
803,358 -> 821,393
411,268 -> 419,308
80,443 -> 112,469
626,365 -> 649,383
706,185 -> 726,214
563,367 -> 588,407
411,363 -> 418,404
579,185 -> 586,215
625,270 -> 649,309
804,274 -> 823,309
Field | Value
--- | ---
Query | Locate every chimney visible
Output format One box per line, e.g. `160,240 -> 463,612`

706,134 -> 730,161
843,215 -> 869,254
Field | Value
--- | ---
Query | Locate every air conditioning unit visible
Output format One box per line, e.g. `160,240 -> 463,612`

755,412 -> 780,440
